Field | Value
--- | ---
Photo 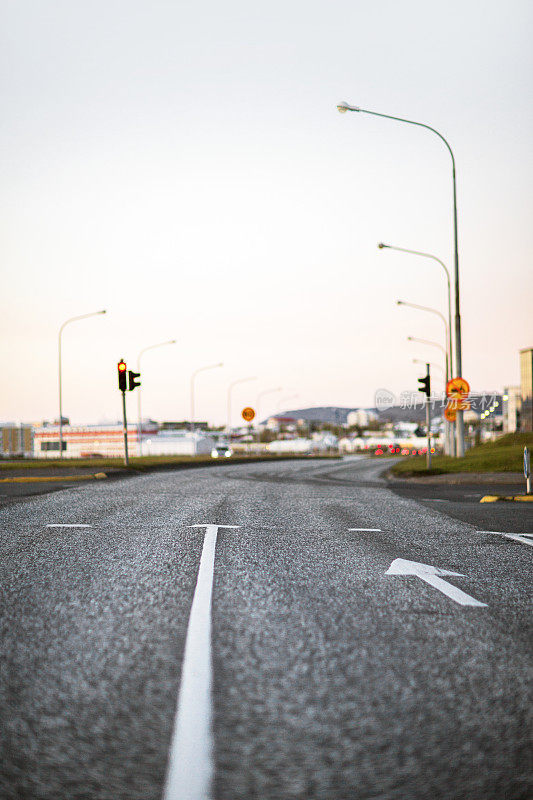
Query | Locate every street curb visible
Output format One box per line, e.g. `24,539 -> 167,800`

385,469 -> 524,486
480,494 -> 533,503
0,473 -> 108,484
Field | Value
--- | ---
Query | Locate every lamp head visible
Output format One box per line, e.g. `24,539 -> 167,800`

377,242 -> 388,249
336,102 -> 361,113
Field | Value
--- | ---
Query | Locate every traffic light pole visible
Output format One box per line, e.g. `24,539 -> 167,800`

121,389 -> 129,466
425,363 -> 432,470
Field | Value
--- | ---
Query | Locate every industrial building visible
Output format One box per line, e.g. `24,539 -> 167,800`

33,423 -> 215,458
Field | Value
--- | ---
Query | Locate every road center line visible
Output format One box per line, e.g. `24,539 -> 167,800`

163,524 -> 239,800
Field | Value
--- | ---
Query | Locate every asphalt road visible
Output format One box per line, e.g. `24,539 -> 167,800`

1,456 -> 531,800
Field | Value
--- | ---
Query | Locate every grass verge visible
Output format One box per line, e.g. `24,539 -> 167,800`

389,432 -> 533,477
0,453 -> 340,472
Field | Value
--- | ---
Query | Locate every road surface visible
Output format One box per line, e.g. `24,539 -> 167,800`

1,456 -> 531,799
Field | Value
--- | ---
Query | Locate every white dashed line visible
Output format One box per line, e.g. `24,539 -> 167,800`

46,524 -> 93,528
348,528 -> 382,532
163,524 -> 239,800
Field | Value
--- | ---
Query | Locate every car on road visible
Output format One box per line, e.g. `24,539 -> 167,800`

211,443 -> 233,459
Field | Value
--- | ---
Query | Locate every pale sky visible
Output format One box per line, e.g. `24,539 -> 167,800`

1,0 -> 532,427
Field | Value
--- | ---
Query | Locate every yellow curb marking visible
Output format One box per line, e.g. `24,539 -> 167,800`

0,473 -> 107,484
480,494 -> 533,503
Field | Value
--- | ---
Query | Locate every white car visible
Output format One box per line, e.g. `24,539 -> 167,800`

211,444 -> 233,459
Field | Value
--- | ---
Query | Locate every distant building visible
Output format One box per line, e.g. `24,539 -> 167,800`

34,423 -> 215,458
502,386 -> 521,433
346,409 -> 378,428
0,424 -> 33,457
519,348 -> 533,432
34,423 -> 158,458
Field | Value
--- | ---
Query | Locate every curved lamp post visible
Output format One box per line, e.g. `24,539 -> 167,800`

397,301 -> 448,383
190,363 -> 223,432
378,243 -> 453,378
137,339 -> 176,456
58,310 -> 106,458
338,102 -> 464,456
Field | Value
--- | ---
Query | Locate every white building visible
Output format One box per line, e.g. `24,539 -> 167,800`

503,386 -> 521,433
347,409 -> 378,428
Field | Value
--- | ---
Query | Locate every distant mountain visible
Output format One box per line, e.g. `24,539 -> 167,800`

270,405 -> 429,424
268,407 -> 374,424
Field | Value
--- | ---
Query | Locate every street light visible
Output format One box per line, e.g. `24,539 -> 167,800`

338,102 -> 465,456
378,243 -> 453,378
227,376 -> 257,432
190,363 -> 223,432
397,301 -> 448,383
137,339 -> 177,456
407,335 -> 447,359
58,309 -> 107,458
256,387 -> 282,424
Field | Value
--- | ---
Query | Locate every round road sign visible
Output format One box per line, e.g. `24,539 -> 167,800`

444,405 -> 457,422
242,407 -> 255,422
446,377 -> 470,398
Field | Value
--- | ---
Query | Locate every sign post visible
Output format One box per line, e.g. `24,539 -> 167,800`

525,446 -> 531,495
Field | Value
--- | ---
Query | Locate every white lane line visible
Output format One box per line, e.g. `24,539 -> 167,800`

163,524 -> 239,800
46,524 -> 92,528
478,531 -> 533,547
348,528 -> 382,532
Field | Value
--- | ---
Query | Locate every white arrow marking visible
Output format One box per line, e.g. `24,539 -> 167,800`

163,525 -> 239,800
386,558 -> 487,607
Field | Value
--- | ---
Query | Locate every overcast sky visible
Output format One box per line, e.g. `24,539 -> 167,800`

1,0 -> 532,427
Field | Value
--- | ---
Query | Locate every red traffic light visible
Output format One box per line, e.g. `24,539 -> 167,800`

118,359 -> 127,391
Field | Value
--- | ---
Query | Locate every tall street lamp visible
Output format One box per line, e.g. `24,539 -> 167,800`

58,309 -> 106,458
397,301 -> 448,383
190,363 -> 223,432
227,376 -> 257,432
378,243 -> 453,378
407,335 -> 447,358
338,102 -> 465,456
137,339 -> 176,456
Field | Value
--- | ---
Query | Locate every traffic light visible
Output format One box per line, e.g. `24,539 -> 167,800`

418,371 -> 431,398
117,359 -> 127,392
128,370 -> 141,391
